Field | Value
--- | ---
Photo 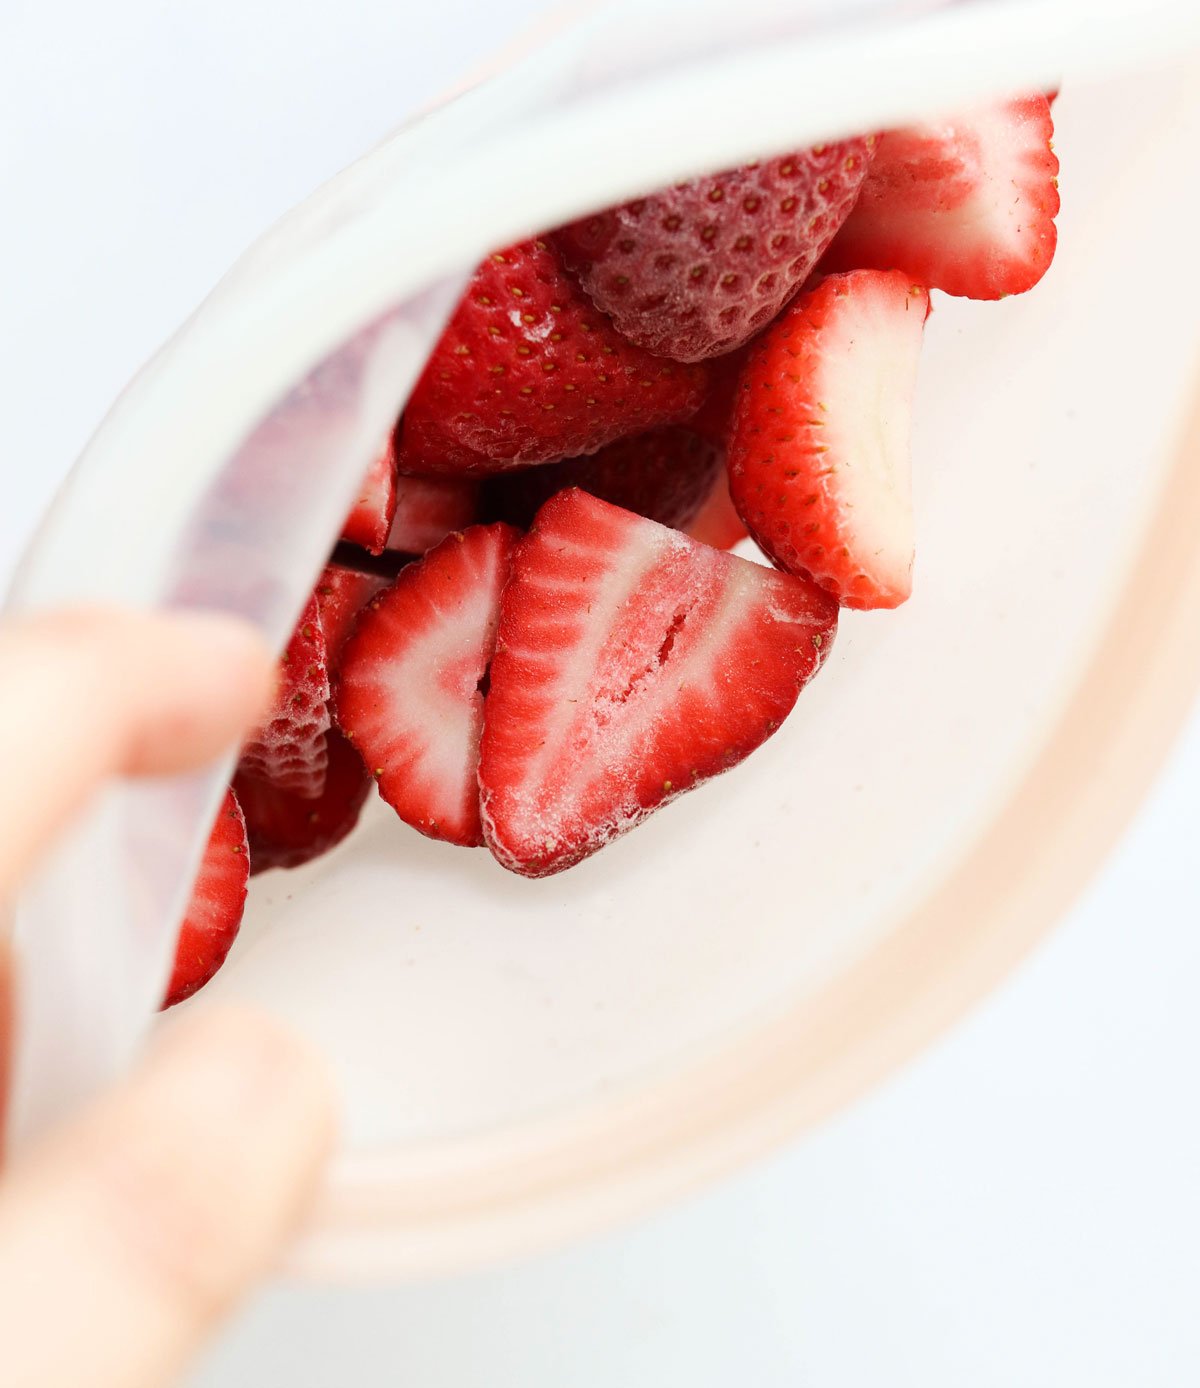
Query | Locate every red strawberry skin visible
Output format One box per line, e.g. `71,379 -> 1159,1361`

821,96 -> 1058,299
340,434 -> 398,554
386,473 -> 482,555
335,523 -> 520,846
728,270 -> 930,609
479,490 -> 837,877
397,239 -> 709,475
238,593 -> 331,798
164,788 -> 248,1007
235,729 -> 371,873
481,426 -> 722,533
553,139 -> 876,363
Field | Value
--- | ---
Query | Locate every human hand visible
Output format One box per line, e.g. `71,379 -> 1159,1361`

0,609 -> 335,1388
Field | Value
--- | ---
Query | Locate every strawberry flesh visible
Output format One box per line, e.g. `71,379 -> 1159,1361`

728,269 -> 930,610
340,434 -> 398,554
335,523 -> 520,846
553,139 -> 876,363
235,729 -> 372,873
397,239 -> 708,475
481,426 -> 722,533
479,490 -> 837,877
821,96 -> 1059,299
164,787 -> 248,1007
386,473 -> 482,555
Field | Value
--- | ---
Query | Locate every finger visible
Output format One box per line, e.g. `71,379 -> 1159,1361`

0,608 -> 275,898
0,1006 -> 334,1388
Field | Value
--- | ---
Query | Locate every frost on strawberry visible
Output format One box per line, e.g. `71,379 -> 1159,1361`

478,490 -> 838,877
397,239 -> 708,475
554,139 -> 876,362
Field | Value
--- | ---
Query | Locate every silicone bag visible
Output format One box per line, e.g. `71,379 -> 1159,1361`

7,0 -> 1200,1276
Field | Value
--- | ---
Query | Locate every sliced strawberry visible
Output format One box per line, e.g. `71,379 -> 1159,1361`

479,490 -> 837,877
480,426 -> 722,534
334,523 -> 520,846
340,434 -> 398,554
235,729 -> 372,873
821,96 -> 1059,299
164,788 -> 248,1008
553,139 -> 875,363
238,592 -> 331,798
397,239 -> 708,475
313,565 -> 388,666
386,473 -> 481,555
728,270 -> 930,610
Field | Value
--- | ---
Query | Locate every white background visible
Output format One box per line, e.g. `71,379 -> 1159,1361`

3,2 -> 1198,1384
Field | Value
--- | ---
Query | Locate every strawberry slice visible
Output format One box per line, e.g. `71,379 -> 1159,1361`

237,566 -> 382,799
553,138 -> 875,363
238,592 -> 331,798
481,426 -> 722,533
341,434 -> 398,554
821,96 -> 1059,299
479,490 -> 837,877
386,473 -> 481,555
235,729 -> 372,873
728,270 -> 930,610
334,523 -> 520,846
313,565 -> 388,665
164,788 -> 249,1008
397,239 -> 708,475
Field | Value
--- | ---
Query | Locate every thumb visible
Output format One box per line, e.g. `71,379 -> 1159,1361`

0,1007 -> 334,1388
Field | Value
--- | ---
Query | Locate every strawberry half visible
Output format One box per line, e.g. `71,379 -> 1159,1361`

341,434 -> 398,554
238,565 -> 382,798
481,426 -> 722,533
164,788 -> 249,1008
822,96 -> 1059,299
238,592 -> 331,798
235,729 -> 372,873
479,490 -> 837,877
335,523 -> 520,846
397,239 -> 708,475
314,565 -> 388,665
553,139 -> 875,363
386,473 -> 481,555
728,270 -> 930,610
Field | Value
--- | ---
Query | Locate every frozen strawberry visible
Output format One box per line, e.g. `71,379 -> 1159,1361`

683,350 -> 750,550
386,473 -> 481,554
481,426 -> 722,533
821,96 -> 1059,299
313,565 -> 388,666
397,239 -> 708,475
553,139 -> 875,363
335,523 -> 519,846
479,490 -> 837,877
235,729 -> 372,873
728,270 -> 930,610
164,788 -> 248,1007
340,434 -> 398,554
238,593 -> 331,798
